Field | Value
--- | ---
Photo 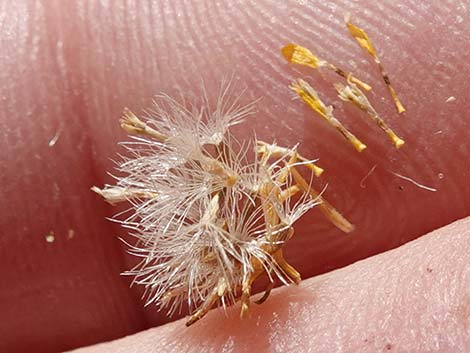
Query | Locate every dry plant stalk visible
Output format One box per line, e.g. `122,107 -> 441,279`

345,14 -> 406,114
335,77 -> 405,148
290,78 -> 367,152
281,43 -> 371,91
92,82 -> 353,326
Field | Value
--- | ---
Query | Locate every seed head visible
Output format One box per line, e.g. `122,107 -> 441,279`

92,81 -> 349,325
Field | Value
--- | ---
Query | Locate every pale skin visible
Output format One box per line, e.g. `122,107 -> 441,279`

1,1 -> 469,353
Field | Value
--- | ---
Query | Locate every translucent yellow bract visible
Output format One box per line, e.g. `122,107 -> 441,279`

282,43 -> 372,91
282,43 -> 322,69
345,15 -> 377,58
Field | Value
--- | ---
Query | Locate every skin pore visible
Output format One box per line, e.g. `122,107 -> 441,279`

0,1 -> 469,352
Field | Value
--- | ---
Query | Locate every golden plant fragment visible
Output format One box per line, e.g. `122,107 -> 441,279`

335,78 -> 405,148
120,108 -> 168,141
256,141 -> 325,177
290,79 -> 367,152
91,186 -> 158,205
281,43 -> 371,91
345,14 -> 406,114
257,141 -> 355,234
233,144 -> 355,319
290,167 -> 355,234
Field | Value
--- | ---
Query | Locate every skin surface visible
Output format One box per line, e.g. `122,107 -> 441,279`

71,218 -> 470,353
0,0 -> 469,352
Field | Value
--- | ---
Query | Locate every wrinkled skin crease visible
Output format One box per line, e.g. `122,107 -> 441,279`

0,1 -> 469,353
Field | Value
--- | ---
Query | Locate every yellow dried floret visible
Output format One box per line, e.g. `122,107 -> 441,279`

290,79 -> 367,152
345,14 -> 405,114
335,78 -> 404,148
282,43 -> 371,91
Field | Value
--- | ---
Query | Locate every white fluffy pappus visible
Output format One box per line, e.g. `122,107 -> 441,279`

93,81 -> 351,326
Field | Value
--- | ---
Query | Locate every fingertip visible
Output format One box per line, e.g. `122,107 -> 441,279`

71,217 -> 470,353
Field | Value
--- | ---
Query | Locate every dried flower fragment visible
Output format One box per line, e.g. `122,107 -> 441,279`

335,79 -> 404,148
256,140 -> 324,177
290,78 -> 367,152
345,14 -> 406,114
289,167 -> 354,233
282,43 -> 371,91
92,82 -> 354,326
91,185 -> 158,205
120,107 -> 168,141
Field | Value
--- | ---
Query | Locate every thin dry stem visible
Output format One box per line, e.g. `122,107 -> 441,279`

290,167 -> 354,233
390,171 -> 437,192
